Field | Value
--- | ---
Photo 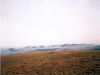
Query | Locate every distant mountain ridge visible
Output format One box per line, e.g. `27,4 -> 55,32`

1,44 -> 100,55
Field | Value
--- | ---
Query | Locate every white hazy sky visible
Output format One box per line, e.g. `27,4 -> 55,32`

0,0 -> 100,48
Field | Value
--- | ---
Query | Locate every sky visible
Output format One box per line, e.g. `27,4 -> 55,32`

0,0 -> 100,48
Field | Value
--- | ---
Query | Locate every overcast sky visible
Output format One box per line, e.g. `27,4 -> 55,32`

0,0 -> 100,48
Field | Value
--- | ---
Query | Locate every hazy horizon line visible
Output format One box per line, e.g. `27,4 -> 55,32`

1,43 -> 100,49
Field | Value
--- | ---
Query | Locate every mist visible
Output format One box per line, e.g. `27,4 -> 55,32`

1,0 -> 100,48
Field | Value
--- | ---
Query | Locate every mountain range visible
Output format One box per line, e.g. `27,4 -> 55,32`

1,44 -> 100,55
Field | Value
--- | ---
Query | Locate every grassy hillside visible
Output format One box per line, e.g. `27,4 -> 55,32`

1,50 -> 100,75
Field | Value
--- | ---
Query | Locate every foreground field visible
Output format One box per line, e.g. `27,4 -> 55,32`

1,50 -> 100,75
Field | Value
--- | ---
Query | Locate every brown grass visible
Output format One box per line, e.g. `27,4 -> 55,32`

1,50 -> 100,75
